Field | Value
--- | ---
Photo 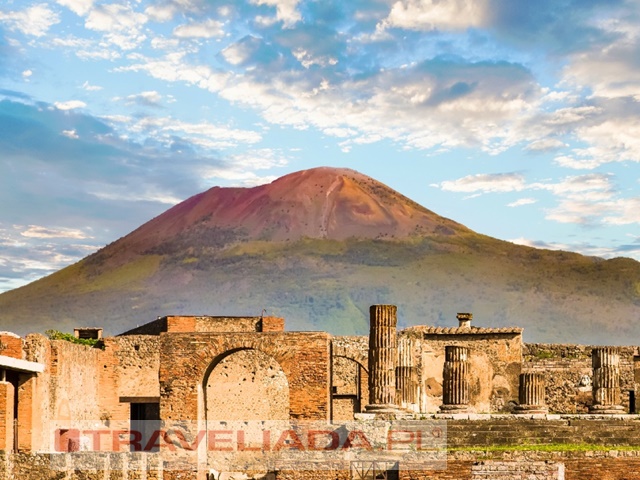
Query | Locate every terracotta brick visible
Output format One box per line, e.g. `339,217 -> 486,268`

0,334 -> 22,360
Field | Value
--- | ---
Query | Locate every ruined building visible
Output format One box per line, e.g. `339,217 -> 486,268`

2,306 -> 640,479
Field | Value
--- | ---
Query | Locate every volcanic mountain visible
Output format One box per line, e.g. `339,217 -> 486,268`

1,167 -> 639,343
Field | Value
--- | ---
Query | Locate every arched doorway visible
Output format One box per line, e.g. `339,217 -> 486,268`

204,348 -> 290,422
332,356 -> 368,420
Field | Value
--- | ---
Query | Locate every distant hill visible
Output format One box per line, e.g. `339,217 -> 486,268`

1,167 -> 639,344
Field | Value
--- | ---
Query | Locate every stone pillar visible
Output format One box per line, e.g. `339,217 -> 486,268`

396,336 -> 419,411
366,305 -> 399,413
514,372 -> 548,414
440,346 -> 472,413
590,347 -> 625,414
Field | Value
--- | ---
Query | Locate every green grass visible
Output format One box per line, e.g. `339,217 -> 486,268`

77,255 -> 162,293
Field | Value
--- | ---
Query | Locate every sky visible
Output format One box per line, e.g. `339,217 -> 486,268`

0,0 -> 639,293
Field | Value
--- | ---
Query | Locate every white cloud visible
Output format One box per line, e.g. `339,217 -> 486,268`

435,173 -> 527,193
56,0 -> 94,16
145,4 -> 177,22
118,53 -> 230,92
62,129 -> 79,139
0,4 -> 60,37
221,41 -> 254,66
378,0 -> 489,32
510,237 -> 640,261
564,40 -> 640,101
20,225 -> 91,239
89,186 -> 183,205
173,19 -> 225,38
85,4 -> 147,32
200,168 -> 277,187
120,115 -> 262,150
84,3 -> 147,49
525,138 -> 566,152
507,198 -> 537,207
54,100 -> 87,110
555,118 -> 640,169
603,198 -> 640,225
250,0 -> 301,27
81,81 -> 102,91
22,69 -> 32,79
532,174 -> 614,197
122,91 -> 163,107
225,148 -> 289,170
76,48 -> 121,61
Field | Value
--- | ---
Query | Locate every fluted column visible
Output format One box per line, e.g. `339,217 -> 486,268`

365,305 -> 399,413
590,347 -> 625,414
514,372 -> 548,414
397,336 -> 419,410
440,346 -> 472,413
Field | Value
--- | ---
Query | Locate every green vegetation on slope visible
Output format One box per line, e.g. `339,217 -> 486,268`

0,234 -> 638,343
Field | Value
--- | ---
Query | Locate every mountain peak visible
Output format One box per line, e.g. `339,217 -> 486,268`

119,167 -> 466,257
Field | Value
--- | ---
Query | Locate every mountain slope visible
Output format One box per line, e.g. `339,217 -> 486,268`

1,167 -> 639,344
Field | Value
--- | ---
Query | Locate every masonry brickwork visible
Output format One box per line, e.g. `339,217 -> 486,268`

3,308 -> 640,479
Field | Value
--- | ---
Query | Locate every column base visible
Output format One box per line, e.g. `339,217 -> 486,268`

365,404 -> 400,413
589,404 -> 626,414
513,405 -> 548,414
439,404 -> 472,413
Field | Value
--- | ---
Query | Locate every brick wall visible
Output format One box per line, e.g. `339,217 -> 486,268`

159,332 -> 331,422
167,316 -> 198,333
260,317 -> 285,332
0,333 -> 22,359
0,382 -> 14,452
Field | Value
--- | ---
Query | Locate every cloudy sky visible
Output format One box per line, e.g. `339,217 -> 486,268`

1,0 -> 639,293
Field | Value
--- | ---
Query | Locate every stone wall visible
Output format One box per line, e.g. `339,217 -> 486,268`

4,440 -> 640,479
444,416 -> 640,447
404,329 -> 522,413
523,344 -> 635,413
107,336 -> 161,400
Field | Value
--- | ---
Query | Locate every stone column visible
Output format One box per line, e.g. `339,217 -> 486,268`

590,347 -> 625,414
396,336 -> 419,410
366,305 -> 399,413
440,346 -> 472,413
514,372 -> 548,414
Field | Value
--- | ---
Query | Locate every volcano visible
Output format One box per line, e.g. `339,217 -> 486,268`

1,167 -> 639,344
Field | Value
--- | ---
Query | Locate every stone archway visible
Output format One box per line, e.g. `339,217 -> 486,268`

332,356 -> 369,420
204,348 -> 290,422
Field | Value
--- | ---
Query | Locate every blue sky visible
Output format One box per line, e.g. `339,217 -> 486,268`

0,0 -> 639,293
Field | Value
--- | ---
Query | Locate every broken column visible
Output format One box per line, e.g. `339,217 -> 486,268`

590,346 -> 625,414
440,346 -> 472,413
365,304 -> 399,413
397,336 -> 419,411
514,372 -> 548,414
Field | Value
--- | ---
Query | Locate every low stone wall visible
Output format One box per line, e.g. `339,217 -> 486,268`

445,416 -> 640,447
523,344 -> 635,413
4,449 -> 640,480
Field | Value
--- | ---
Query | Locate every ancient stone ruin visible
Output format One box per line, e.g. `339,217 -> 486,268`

1,307 -> 640,479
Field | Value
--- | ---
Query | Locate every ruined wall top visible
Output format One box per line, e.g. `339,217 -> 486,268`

401,325 -> 523,336
119,315 -> 285,336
